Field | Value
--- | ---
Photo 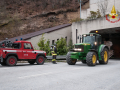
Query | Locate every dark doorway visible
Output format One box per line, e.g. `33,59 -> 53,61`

90,27 -> 120,58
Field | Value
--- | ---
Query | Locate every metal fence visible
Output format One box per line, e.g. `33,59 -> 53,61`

46,55 -> 66,60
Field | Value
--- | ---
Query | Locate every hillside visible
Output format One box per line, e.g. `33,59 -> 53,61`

0,0 -> 89,41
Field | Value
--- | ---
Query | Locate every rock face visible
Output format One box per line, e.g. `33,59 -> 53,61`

0,0 -> 89,41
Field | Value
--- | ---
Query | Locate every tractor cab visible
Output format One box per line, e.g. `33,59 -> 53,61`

82,33 -> 102,50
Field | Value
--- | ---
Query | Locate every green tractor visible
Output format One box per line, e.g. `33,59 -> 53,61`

66,33 -> 109,66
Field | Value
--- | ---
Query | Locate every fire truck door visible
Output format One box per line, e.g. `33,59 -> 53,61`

23,43 -> 35,59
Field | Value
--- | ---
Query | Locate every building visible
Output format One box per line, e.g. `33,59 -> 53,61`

4,24 -> 72,49
81,0 -> 120,19
72,0 -> 120,58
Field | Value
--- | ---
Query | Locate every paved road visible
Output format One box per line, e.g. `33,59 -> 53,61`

0,59 -> 120,90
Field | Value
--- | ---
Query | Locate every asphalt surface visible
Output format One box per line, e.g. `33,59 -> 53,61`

0,59 -> 120,90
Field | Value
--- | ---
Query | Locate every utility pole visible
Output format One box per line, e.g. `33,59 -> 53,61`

80,0 -> 81,19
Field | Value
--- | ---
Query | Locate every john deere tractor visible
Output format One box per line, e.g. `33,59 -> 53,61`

66,33 -> 109,66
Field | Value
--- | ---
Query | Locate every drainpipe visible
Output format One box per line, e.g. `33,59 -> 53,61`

76,29 -> 77,43
80,35 -> 81,43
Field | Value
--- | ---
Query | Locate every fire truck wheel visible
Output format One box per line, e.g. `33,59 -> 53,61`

36,56 -> 45,65
28,60 -> 35,64
6,56 -> 17,66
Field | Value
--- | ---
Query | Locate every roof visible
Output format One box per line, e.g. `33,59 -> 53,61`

1,24 -> 71,42
14,41 -> 30,43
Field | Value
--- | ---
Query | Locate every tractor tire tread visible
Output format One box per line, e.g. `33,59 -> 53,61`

66,52 -> 77,65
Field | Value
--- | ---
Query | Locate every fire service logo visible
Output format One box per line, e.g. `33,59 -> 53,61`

106,5 -> 120,23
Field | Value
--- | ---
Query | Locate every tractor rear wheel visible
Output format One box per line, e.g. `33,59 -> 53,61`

99,48 -> 109,64
81,60 -> 86,64
66,52 -> 77,65
86,51 -> 97,66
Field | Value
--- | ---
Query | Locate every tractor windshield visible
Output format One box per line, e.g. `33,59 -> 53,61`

83,36 -> 95,45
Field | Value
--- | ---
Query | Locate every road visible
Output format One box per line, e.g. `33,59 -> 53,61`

0,59 -> 120,90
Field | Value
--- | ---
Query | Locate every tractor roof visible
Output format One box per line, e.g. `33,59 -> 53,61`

82,33 -> 101,36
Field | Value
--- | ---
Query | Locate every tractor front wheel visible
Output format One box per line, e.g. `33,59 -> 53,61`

66,52 -> 77,65
99,48 -> 109,64
86,51 -> 97,66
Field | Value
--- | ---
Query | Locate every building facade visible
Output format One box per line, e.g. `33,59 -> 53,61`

72,0 -> 120,58
4,24 -> 72,49
27,25 -> 72,49
81,0 -> 120,19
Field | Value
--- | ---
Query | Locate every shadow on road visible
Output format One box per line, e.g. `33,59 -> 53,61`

0,63 -> 49,67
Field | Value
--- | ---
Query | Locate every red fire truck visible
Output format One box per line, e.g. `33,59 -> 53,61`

0,40 -> 46,66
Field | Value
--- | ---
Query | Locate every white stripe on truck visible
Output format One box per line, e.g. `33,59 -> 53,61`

3,50 -> 17,52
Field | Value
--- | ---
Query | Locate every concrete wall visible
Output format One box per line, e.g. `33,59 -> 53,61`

81,0 -> 120,19
72,17 -> 120,44
27,26 -> 72,49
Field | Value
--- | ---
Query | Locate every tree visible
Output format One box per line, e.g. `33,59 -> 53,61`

56,37 -> 68,55
68,39 -> 74,50
38,34 -> 46,50
37,34 -> 51,55
97,0 -> 108,17
44,39 -> 51,55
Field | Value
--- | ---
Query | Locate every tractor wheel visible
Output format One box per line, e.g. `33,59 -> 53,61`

28,60 -> 36,64
66,52 -> 77,65
86,51 -> 97,66
36,56 -> 45,65
99,48 -> 109,64
6,56 -> 17,66
81,60 -> 86,64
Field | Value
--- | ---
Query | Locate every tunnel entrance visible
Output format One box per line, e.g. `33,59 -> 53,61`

90,27 -> 120,58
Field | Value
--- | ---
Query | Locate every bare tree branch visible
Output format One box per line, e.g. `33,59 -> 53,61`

97,0 -> 108,16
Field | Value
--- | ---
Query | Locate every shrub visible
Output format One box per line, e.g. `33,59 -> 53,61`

38,34 -> 51,55
56,37 -> 68,55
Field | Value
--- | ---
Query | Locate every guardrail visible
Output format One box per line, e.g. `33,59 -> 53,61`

46,55 -> 66,60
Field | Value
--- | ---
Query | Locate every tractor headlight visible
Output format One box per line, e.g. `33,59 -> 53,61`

94,42 -> 97,45
74,49 -> 77,51
74,48 -> 82,51
78,49 -> 82,51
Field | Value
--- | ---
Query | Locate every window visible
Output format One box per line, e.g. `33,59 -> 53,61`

24,43 -> 32,49
52,40 -> 55,45
57,39 -> 59,41
65,37 -> 67,42
12,43 -> 21,49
